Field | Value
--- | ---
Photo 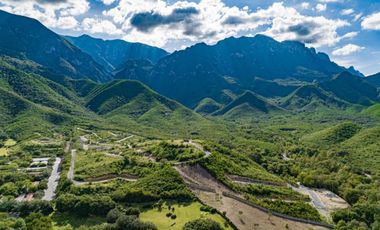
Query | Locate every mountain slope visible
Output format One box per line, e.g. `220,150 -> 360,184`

84,80 -> 219,137
0,10 -> 110,82
139,35 -> 350,107
66,35 -> 168,72
113,59 -> 154,80
365,72 -> 380,88
281,85 -> 349,110
302,122 -> 362,146
0,59 -> 87,115
194,98 -> 222,115
214,91 -> 283,117
320,72 -> 379,106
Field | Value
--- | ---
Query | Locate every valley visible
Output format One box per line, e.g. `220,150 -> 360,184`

0,8 -> 379,230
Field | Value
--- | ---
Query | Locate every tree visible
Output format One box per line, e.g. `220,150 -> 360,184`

0,182 -> 18,196
107,208 -> 122,223
25,213 -> 52,230
112,215 -> 157,230
183,218 -> 223,230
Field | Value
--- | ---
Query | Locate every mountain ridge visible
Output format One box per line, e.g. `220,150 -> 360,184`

0,10 -> 111,82
66,35 -> 169,72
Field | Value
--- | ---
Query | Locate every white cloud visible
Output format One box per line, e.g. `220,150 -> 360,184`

101,1 -> 349,48
362,12 -> 380,30
341,9 -> 354,16
353,13 -> 363,22
341,31 -> 358,40
101,0 -> 117,5
82,18 -> 123,35
301,2 -> 310,9
332,44 -> 365,56
0,0 -> 89,29
318,0 -> 340,3
0,0 -> 352,50
316,4 -> 327,12
55,16 -> 78,30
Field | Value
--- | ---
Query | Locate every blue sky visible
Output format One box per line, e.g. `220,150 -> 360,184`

1,0 -> 379,75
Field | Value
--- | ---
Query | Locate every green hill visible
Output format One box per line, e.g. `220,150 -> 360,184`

340,126 -> 380,172
0,60 -> 86,115
302,122 -> 362,146
320,72 -> 379,106
214,91 -> 283,117
281,84 -> 349,110
84,80 -> 216,137
194,98 -> 222,115
0,84 -> 75,138
85,80 -> 178,115
362,104 -> 380,117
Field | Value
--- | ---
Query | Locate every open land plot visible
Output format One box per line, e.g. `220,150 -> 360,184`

176,164 -> 329,230
140,202 -> 233,230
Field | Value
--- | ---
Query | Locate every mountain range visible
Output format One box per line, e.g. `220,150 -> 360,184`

0,9 -> 379,134
66,35 -> 168,72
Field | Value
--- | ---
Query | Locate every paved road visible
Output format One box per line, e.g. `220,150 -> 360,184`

42,157 -> 62,201
67,149 -> 76,181
116,135 -> 134,143
291,184 -> 329,217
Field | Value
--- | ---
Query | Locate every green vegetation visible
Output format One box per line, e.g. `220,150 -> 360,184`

200,143 -> 283,184
0,50 -> 379,230
74,150 -> 123,180
148,141 -> 203,162
140,202 -> 231,230
214,91 -> 283,117
249,197 -> 321,221
362,103 -> 380,117
302,122 -> 362,146
183,218 -> 223,230
112,166 -> 193,202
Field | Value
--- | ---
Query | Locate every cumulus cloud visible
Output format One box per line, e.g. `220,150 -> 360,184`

341,9 -> 354,16
82,18 -> 123,35
353,13 -> 363,22
101,0 -> 116,5
318,0 -> 340,3
341,31 -> 358,40
301,2 -> 310,9
362,12 -> 380,30
101,1 -> 350,48
130,7 -> 199,32
332,44 -> 365,56
0,0 -> 88,28
0,0 -> 352,50
316,4 -> 327,12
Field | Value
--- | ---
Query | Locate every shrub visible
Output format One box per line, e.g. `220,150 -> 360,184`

183,218 -> 222,230
125,207 -> 140,217
107,208 -> 122,223
25,213 -> 52,230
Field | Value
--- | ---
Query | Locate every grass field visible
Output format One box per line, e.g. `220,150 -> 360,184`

74,150 -> 122,180
0,148 -> 7,156
140,202 -> 233,230
4,139 -> 16,147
